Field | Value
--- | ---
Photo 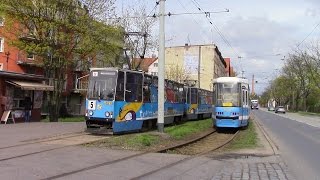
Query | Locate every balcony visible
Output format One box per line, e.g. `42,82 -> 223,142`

73,59 -> 90,72
18,32 -> 37,42
16,51 -> 41,66
73,74 -> 89,93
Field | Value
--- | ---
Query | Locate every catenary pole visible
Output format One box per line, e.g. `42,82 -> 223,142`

158,0 -> 165,133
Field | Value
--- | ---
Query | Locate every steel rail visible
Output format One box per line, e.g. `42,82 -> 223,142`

130,130 -> 239,180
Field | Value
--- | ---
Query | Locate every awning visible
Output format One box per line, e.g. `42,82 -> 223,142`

6,80 -> 54,91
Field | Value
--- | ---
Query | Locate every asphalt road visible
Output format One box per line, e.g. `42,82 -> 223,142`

253,109 -> 320,180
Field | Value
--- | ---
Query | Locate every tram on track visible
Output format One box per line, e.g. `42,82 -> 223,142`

85,68 -> 213,134
212,77 -> 250,129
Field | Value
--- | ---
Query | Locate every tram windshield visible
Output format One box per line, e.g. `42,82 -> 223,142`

88,70 -> 117,100
214,82 -> 240,107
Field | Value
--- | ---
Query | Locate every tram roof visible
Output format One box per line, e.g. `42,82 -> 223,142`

213,77 -> 248,84
90,67 -> 118,71
90,67 -> 145,73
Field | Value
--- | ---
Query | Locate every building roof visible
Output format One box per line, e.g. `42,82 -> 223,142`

214,46 -> 227,67
0,71 -> 46,81
132,57 -> 158,72
166,44 -> 227,68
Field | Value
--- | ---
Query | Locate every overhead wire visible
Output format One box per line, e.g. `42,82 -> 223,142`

296,21 -> 320,48
189,0 -> 243,74
175,0 -> 208,44
123,0 -> 160,59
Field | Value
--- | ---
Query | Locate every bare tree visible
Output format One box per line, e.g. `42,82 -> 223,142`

80,0 -> 117,24
120,2 -> 158,70
166,65 -> 191,83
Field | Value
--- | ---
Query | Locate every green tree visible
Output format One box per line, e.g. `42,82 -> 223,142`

0,0 -> 123,121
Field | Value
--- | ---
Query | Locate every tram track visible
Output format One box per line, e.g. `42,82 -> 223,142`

131,130 -> 239,180
42,129 -> 239,180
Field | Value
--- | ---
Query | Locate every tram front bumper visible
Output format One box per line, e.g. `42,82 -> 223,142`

215,119 -> 241,128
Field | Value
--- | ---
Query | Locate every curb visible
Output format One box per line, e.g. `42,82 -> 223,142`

253,114 -> 280,155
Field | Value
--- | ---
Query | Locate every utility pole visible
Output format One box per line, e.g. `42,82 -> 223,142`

252,74 -> 255,95
198,45 -> 201,88
238,56 -> 244,78
157,0 -> 165,133
5,51 -> 10,71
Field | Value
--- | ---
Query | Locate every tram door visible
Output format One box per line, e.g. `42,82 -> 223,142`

241,84 -> 249,125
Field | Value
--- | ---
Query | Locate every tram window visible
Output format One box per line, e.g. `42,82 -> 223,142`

186,88 -> 191,104
143,75 -> 152,103
165,81 -> 175,103
191,88 -> 198,104
199,90 -> 207,104
242,91 -> 245,104
212,84 -> 216,105
125,72 -> 143,102
116,71 -> 124,101
207,91 -> 213,105
245,91 -> 248,105
152,77 -> 158,87
182,87 -> 187,103
176,84 -> 184,103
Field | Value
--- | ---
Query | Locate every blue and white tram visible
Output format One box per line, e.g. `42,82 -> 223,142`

184,87 -> 213,120
212,77 -> 250,128
85,68 -> 185,134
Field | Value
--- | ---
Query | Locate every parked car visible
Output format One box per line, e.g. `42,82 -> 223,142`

275,106 -> 286,114
268,107 -> 275,111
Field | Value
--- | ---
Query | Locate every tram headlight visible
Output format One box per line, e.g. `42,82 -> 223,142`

89,110 -> 94,116
105,111 -> 110,117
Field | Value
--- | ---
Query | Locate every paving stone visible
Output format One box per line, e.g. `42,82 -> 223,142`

272,163 -> 282,170
232,173 -> 242,177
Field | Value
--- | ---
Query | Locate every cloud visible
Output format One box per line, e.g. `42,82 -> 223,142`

212,16 -> 296,94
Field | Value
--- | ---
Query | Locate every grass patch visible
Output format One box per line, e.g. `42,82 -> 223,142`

223,121 -> 258,150
127,134 -> 159,147
85,133 -> 160,151
41,116 -> 85,122
298,111 -> 320,117
85,118 -> 213,151
165,118 -> 212,139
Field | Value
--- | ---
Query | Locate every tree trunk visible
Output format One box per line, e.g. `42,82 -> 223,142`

48,77 -> 63,122
48,59 -> 66,122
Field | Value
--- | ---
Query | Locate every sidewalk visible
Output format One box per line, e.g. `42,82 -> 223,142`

0,119 -> 297,179
0,122 -> 85,147
261,108 -> 320,128
208,116 -> 295,180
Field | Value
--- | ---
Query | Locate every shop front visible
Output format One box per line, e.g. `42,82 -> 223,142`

0,71 -> 53,123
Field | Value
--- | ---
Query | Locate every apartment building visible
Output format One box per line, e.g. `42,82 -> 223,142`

165,44 -> 227,91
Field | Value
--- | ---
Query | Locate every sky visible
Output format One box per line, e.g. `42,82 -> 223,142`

116,0 -> 320,94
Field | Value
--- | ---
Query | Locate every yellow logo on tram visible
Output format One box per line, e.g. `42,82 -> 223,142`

223,102 -> 233,107
117,102 -> 143,121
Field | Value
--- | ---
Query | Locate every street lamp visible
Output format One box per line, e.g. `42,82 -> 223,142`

5,51 -> 10,71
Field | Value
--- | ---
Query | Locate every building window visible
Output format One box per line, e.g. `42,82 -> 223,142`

26,68 -> 36,74
154,63 -> 158,67
0,37 -> 4,52
27,53 -> 34,60
0,17 -> 4,26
